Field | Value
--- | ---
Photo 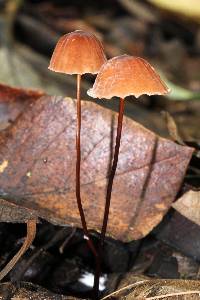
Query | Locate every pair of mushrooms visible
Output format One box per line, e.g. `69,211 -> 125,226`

49,30 -> 169,295
0,30 -> 169,295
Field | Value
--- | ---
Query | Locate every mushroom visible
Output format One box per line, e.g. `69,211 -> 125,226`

88,54 -> 170,247
48,30 -> 106,258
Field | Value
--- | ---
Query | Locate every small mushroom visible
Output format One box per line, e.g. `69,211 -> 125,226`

88,55 -> 169,295
88,55 -> 170,247
49,30 -> 106,257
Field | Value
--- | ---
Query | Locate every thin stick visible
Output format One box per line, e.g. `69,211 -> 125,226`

93,98 -> 125,298
76,74 -> 97,258
0,219 -> 36,281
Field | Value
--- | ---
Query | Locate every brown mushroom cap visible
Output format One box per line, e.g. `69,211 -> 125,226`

87,55 -> 170,99
48,30 -> 107,75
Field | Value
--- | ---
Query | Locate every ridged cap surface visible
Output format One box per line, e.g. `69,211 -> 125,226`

49,30 -> 107,75
87,55 -> 170,99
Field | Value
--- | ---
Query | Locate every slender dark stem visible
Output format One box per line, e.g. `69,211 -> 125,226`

100,97 -> 125,245
93,98 -> 125,297
93,250 -> 102,299
76,74 -> 97,258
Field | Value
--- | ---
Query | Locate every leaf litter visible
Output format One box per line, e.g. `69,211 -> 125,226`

102,274 -> 200,299
0,93 -> 193,241
173,190 -> 200,227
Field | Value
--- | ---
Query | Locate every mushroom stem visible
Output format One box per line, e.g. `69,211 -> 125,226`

76,74 -> 97,257
0,219 -> 36,281
93,98 -> 125,297
100,97 -> 125,245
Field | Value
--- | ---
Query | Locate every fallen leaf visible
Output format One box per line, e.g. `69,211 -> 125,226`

173,251 -> 200,280
0,199 -> 37,223
0,96 -> 193,241
173,190 -> 200,227
0,83 -> 166,227
0,282 -> 75,300
103,274 -> 200,299
155,211 -> 200,260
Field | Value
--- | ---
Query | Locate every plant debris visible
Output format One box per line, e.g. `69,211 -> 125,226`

103,274 -> 200,299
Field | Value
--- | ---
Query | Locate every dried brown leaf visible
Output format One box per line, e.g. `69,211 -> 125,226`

0,198 -> 37,223
0,282 -> 76,299
0,96 -> 193,241
173,251 -> 200,280
172,190 -> 200,227
103,274 -> 200,300
156,211 -> 200,260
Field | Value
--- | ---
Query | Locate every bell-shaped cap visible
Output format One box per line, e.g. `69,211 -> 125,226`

48,30 -> 107,75
87,55 -> 170,99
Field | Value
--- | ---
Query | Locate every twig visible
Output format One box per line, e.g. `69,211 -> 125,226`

59,227 -> 76,254
0,219 -> 36,281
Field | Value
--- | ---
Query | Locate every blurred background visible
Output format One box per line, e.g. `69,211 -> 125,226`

0,0 -> 200,138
